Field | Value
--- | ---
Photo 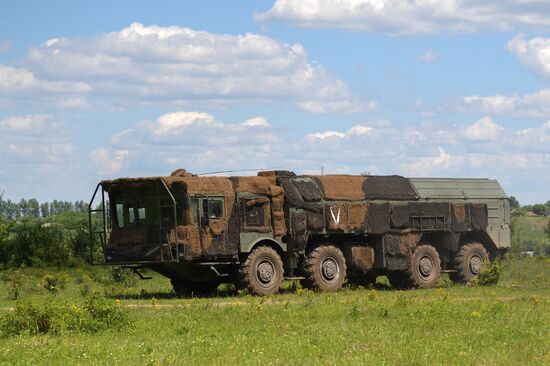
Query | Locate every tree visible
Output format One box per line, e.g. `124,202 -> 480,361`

532,204 -> 548,216
508,196 -> 520,210
18,199 -> 29,217
0,191 -> 5,219
27,198 -> 40,218
40,202 -> 50,218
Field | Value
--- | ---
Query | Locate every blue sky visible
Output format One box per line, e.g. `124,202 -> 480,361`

1,0 -> 549,204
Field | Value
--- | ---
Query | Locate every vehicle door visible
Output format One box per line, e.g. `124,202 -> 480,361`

190,195 -> 229,257
238,194 -> 273,251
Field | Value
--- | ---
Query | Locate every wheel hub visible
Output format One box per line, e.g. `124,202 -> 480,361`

419,256 -> 434,277
469,255 -> 482,275
257,260 -> 275,284
321,258 -> 339,282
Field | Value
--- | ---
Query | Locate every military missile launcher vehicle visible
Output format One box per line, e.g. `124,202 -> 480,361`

89,169 -> 510,295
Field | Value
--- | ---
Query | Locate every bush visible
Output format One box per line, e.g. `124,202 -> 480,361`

1,299 -> 64,336
0,270 -> 23,300
41,272 -> 70,293
0,294 -> 132,337
109,266 -> 137,287
83,293 -> 132,332
475,260 -> 502,286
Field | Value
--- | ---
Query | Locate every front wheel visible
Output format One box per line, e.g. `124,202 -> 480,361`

239,246 -> 284,296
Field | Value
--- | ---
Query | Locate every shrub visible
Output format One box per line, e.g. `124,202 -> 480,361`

41,272 -> 70,293
81,293 -> 132,332
1,270 -> 23,300
475,260 -> 502,286
1,299 -> 64,336
0,294 -> 132,337
109,266 -> 137,287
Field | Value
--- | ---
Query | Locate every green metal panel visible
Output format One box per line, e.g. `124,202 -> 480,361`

409,178 -> 507,200
239,232 -> 287,253
409,178 -> 510,249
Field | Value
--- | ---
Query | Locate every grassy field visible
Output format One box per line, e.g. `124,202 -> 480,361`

0,258 -> 549,365
511,216 -> 549,253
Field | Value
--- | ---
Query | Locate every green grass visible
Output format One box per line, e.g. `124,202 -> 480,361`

511,216 -> 549,247
0,258 -> 549,365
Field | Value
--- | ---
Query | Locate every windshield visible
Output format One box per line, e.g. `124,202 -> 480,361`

109,186 -> 184,229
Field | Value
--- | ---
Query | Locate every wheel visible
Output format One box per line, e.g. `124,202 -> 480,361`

239,246 -> 283,296
302,245 -> 347,292
408,245 -> 441,288
451,243 -> 489,284
388,245 -> 441,289
171,279 -> 219,296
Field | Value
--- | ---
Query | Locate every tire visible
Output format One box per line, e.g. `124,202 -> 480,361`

239,246 -> 283,296
171,279 -> 219,296
388,245 -> 441,289
408,245 -> 441,288
302,245 -> 347,292
451,242 -> 489,284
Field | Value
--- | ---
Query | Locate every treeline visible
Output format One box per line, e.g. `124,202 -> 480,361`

508,196 -> 550,217
0,192 -> 101,268
0,197 -> 88,219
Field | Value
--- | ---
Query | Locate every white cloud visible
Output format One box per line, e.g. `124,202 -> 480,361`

508,34 -> 550,79
0,114 -> 52,131
93,111 -> 279,176
461,116 -> 504,141
241,116 -> 269,127
91,111 -> 550,203
308,130 -> 346,139
257,0 -> 550,35
420,51 -> 438,62
308,124 -> 374,139
0,65 -> 90,93
55,97 -> 89,109
461,89 -> 550,118
90,148 -> 129,175
22,22 -> 368,113
0,114 -> 77,193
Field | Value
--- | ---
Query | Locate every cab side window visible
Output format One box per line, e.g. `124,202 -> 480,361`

190,196 -> 224,226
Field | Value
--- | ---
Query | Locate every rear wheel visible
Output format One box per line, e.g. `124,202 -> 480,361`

239,246 -> 283,296
302,245 -> 347,292
409,245 -> 441,288
450,243 -> 489,284
388,245 -> 441,289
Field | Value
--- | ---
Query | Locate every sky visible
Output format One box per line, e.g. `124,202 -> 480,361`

0,0 -> 549,204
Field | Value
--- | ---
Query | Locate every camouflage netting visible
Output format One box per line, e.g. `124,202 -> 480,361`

384,233 -> 422,270
361,176 -> 418,200
312,175 -> 367,201
233,176 -> 286,236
